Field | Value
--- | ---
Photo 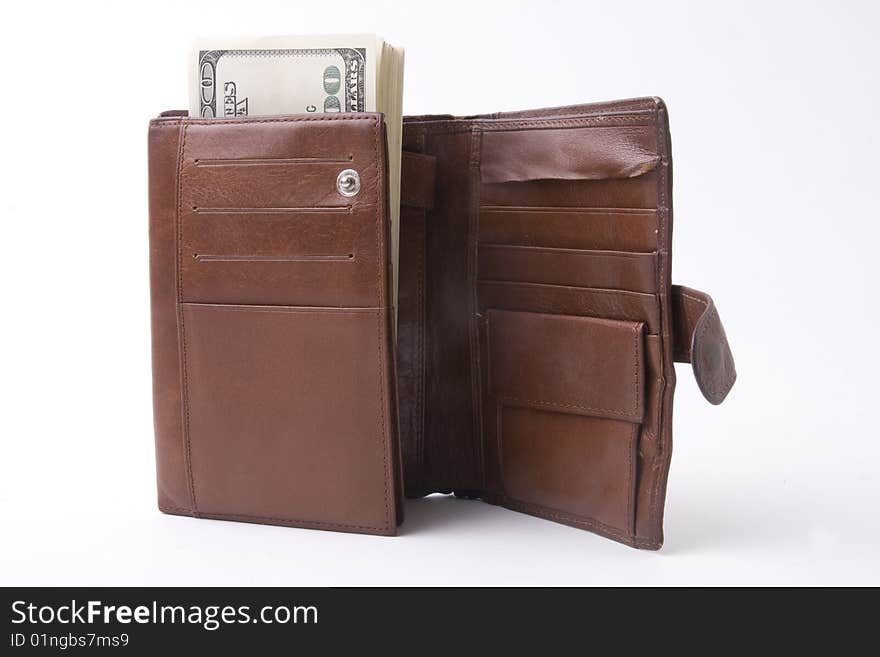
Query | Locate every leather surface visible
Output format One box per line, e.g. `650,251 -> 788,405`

672,285 -> 737,404
487,310 -> 645,423
148,113 -> 401,535
400,151 -> 436,210
480,125 -> 660,183
397,97 -> 736,548
148,98 -> 736,548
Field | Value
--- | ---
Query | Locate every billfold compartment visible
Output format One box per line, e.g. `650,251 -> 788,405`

149,113 -> 402,535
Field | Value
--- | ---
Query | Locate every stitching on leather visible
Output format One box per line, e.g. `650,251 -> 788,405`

158,504 -> 190,513
486,340 -> 641,539
372,116 -> 392,532
468,129 -> 486,488
645,105 -> 668,542
496,395 -> 640,421
501,497 -> 634,541
646,338 -> 664,439
372,118 -> 382,308
695,306 -> 713,392
405,114 -> 654,135
376,311 -> 391,531
493,404 -> 635,542
632,323 -> 642,421
678,293 -> 734,400
626,421 -> 636,535
170,307 -> 390,534
402,100 -> 657,129
478,118 -> 655,134
488,315 -> 643,420
496,402 -> 641,540
192,510 -> 387,532
417,131 -> 428,482
175,115 -> 377,126
679,291 -> 709,310
678,293 -> 708,360
696,311 -> 718,397
409,128 -> 428,485
176,121 -> 198,515
695,305 -> 734,399
415,208 -> 425,477
180,305 -> 379,315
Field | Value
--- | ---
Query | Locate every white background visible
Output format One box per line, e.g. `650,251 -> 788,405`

1,0 -> 878,586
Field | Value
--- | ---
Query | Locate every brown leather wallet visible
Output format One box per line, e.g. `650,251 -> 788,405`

149,97 -> 736,548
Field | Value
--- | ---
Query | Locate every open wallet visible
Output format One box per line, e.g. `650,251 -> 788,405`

149,97 -> 736,549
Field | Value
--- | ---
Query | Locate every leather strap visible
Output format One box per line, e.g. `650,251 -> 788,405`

672,285 -> 736,404
400,151 -> 436,210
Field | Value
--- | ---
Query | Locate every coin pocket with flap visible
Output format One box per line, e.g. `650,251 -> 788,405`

486,309 -> 645,537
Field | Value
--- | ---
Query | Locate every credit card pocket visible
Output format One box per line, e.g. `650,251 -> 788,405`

479,244 -> 657,293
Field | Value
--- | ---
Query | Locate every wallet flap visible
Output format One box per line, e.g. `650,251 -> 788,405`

480,125 -> 660,183
672,285 -> 737,405
487,309 -> 645,423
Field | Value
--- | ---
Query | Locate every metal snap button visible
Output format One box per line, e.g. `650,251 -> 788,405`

336,169 -> 361,197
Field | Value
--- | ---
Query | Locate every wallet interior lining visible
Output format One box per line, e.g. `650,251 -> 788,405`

399,100 -> 673,546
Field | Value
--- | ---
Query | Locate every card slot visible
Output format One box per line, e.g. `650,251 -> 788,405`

480,205 -> 657,213
183,163 -> 371,211
480,171 -> 660,209
477,280 -> 660,333
178,115 -> 382,219
182,258 -> 375,307
193,253 -> 355,263
479,242 -> 655,256
478,207 -> 658,252
478,244 -> 657,293
183,209 -> 364,252
180,302 -> 381,313
181,206 -> 378,306
194,156 -> 354,167
192,206 -> 353,215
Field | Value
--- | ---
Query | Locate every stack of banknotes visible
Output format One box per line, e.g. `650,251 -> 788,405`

189,34 -> 405,311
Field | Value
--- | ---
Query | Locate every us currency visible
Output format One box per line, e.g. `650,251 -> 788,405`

190,35 -> 381,118
189,35 -> 404,327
